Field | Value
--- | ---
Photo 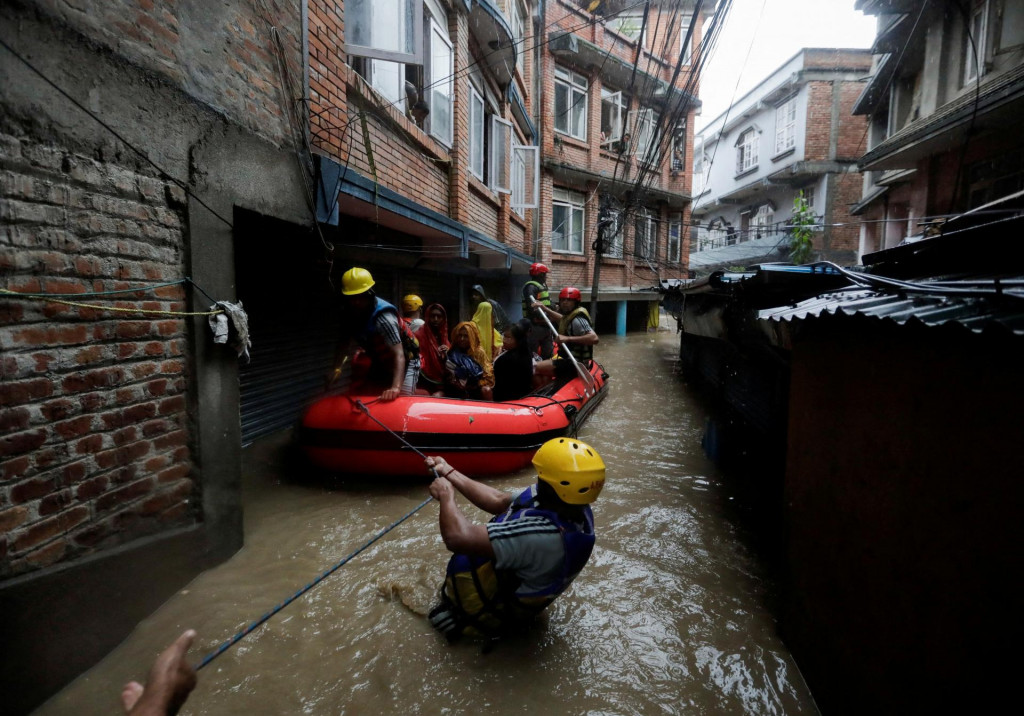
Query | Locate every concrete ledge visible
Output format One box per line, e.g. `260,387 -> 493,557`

0,526 -> 215,716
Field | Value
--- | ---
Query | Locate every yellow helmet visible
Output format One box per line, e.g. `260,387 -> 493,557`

341,267 -> 375,295
402,294 -> 423,312
533,438 -> 606,505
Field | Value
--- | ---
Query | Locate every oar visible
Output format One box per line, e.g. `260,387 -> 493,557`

533,306 -> 596,396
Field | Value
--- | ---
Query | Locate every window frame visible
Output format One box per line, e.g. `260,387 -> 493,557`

634,207 -> 655,260
775,97 -> 797,155
736,127 -> 759,175
600,89 -> 628,149
607,11 -> 647,46
679,19 -> 692,65
629,108 -> 661,165
667,213 -> 682,263
511,141 -> 540,215
963,0 -> 990,86
490,115 -> 513,194
509,0 -> 526,70
552,188 -> 586,255
751,203 -> 774,238
427,18 -> 454,146
554,66 -> 589,141
469,84 -> 486,181
344,0 -> 424,64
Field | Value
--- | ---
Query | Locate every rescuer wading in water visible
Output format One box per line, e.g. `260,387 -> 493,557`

424,437 -> 605,640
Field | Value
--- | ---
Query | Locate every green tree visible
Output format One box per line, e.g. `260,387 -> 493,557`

789,190 -> 815,264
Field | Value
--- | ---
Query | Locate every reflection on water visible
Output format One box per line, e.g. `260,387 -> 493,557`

37,329 -> 816,715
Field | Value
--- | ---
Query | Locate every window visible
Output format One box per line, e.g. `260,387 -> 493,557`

667,214 -> 682,263
368,59 -> 406,111
490,115 -> 513,193
600,89 -> 628,149
345,0 -> 423,64
607,12 -> 646,45
469,85 -> 485,180
554,66 -> 588,140
963,1 -> 989,85
552,188 -> 585,254
511,141 -> 539,216
736,128 -> 758,175
800,186 -> 815,213
708,219 -> 728,250
630,108 -> 660,165
751,203 -> 774,239
509,0 -> 526,69
634,208 -> 655,259
693,153 -> 708,194
604,204 -> 624,258
671,121 -> 686,172
679,19 -> 691,65
775,97 -> 796,155
427,19 -> 453,145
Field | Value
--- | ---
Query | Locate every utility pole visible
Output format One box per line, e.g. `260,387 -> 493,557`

590,196 -> 615,322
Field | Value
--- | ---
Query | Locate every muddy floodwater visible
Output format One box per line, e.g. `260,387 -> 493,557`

37,328 -> 817,715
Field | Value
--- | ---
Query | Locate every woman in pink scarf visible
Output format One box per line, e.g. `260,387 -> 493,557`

415,303 -> 450,396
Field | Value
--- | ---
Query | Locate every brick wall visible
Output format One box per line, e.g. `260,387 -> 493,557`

1,132 -> 193,579
804,81 -> 834,162
27,0 -> 303,147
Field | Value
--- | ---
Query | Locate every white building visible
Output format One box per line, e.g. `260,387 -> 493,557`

690,48 -> 872,274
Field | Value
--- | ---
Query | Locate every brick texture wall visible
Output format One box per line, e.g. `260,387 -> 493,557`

1,0 -> 302,579
1,133 -> 193,578
27,0 -> 302,147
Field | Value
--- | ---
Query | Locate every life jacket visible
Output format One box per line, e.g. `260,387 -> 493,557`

521,280 -> 551,321
439,486 -> 595,638
557,306 -> 594,362
357,298 -> 420,383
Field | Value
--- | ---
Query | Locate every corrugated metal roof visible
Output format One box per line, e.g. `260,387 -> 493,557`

758,288 -> 1024,335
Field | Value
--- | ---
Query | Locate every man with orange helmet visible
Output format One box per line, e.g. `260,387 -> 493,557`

522,262 -> 554,359
424,437 -> 605,640
534,285 -> 599,380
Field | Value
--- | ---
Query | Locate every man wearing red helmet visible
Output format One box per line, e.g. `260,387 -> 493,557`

522,262 -> 554,359
534,285 -> 599,380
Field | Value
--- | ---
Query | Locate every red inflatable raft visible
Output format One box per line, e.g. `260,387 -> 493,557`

300,360 -> 609,476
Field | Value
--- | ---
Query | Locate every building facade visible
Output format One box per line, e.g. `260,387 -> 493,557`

2,0 -> 712,708
852,0 -> 1024,256
690,48 -> 871,274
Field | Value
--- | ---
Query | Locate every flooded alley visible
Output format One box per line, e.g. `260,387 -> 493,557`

37,330 -> 816,715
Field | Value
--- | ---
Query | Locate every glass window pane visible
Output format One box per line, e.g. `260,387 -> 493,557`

347,0 -> 422,63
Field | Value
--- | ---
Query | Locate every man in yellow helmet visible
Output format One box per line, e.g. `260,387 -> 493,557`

401,294 -> 425,332
335,267 -> 420,401
423,437 -> 605,640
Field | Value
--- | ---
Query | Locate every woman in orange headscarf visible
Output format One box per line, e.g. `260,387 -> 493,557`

444,321 -> 494,400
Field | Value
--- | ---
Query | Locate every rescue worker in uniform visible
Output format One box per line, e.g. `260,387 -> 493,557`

401,294 -> 425,332
332,267 -> 420,401
424,437 -> 605,641
522,262 -> 554,359
534,286 -> 599,380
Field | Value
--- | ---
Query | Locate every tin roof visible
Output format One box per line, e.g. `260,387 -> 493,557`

758,284 -> 1024,336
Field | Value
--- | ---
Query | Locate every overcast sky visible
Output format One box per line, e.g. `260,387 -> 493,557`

696,0 -> 879,131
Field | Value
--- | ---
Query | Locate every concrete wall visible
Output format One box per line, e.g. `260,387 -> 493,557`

782,317 -> 1022,713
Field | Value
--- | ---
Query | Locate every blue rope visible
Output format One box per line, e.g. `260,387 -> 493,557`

195,494 -> 434,671
195,400 -> 441,671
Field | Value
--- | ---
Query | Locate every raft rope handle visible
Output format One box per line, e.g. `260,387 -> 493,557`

194,401 -> 439,671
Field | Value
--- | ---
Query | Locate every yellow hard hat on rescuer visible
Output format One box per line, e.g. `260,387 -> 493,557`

341,267 -> 375,295
532,438 -> 606,505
